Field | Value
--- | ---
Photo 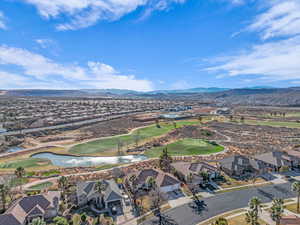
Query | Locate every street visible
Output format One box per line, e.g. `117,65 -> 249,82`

142,182 -> 296,225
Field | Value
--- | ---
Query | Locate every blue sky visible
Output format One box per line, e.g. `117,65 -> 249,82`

0,0 -> 300,91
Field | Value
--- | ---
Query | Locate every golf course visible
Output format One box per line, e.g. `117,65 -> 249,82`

69,120 -> 199,155
145,138 -> 224,158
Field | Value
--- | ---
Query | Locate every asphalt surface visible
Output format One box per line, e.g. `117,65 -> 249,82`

142,182 -> 296,225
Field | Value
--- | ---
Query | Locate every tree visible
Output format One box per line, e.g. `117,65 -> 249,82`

80,213 -> 87,224
149,188 -> 166,225
0,184 -> 9,212
229,115 -> 233,122
159,148 -> 172,172
187,173 -> 193,184
270,198 -> 284,225
249,197 -> 262,214
29,218 -> 46,225
212,217 -> 228,225
14,166 -> 25,192
292,181 -> 300,213
146,177 -> 157,190
245,209 -> 259,225
58,176 -> 69,202
117,139 -> 124,156
95,180 -> 107,208
199,171 -> 209,184
133,131 -> 141,147
240,116 -> 245,123
245,197 -> 262,225
155,119 -> 160,128
198,116 -> 202,123
173,121 -> 177,129
128,175 -> 138,207
53,216 -> 68,225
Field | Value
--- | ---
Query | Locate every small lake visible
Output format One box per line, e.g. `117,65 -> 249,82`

31,152 -> 148,167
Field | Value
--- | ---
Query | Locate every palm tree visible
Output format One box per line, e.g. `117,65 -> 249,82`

292,181 -> 300,213
245,210 -> 259,225
95,180 -> 107,208
58,176 -> 69,202
249,197 -> 262,214
0,184 -> 9,212
29,218 -> 46,225
245,197 -> 262,225
212,217 -> 228,225
14,166 -> 25,192
270,198 -> 284,225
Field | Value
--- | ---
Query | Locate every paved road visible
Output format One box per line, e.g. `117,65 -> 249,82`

142,182 -> 296,225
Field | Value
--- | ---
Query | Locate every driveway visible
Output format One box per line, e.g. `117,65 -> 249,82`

142,182 -> 296,225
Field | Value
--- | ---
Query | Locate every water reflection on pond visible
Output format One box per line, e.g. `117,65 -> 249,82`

31,152 -> 148,167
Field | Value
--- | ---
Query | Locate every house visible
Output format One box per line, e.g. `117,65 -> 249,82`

253,151 -> 294,172
127,169 -> 181,193
0,192 -> 60,225
171,162 -> 220,185
280,215 -> 300,225
284,150 -> 300,168
219,155 -> 264,177
76,179 -> 124,212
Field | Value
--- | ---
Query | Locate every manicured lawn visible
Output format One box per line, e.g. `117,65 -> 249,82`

69,120 -> 198,155
285,203 -> 300,214
28,181 -> 53,190
0,158 -> 51,168
244,120 -> 300,129
145,138 -> 224,158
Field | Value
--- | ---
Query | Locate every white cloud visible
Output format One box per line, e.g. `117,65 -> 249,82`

86,61 -> 153,91
35,39 -> 55,48
0,45 -> 86,80
248,0 -> 300,40
0,11 -> 7,30
206,36 -> 300,81
0,45 -> 153,91
205,0 -> 300,83
19,0 -> 187,30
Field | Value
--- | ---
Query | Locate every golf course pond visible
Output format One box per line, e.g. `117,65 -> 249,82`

31,152 -> 148,167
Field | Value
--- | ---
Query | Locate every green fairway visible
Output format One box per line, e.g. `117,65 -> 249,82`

69,120 -> 198,155
28,181 -> 53,190
0,158 -> 51,169
144,138 -> 224,158
244,120 -> 300,129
